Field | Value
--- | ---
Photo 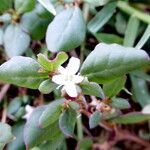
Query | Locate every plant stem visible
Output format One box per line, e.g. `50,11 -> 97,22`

80,3 -> 90,63
1,97 -> 7,123
117,1 -> 150,24
0,84 -> 10,102
83,2 -> 90,23
77,114 -> 83,140
80,42 -> 85,63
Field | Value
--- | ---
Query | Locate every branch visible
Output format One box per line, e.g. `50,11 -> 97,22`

0,84 -> 10,102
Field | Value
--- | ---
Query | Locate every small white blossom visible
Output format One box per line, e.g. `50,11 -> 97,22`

52,57 -> 84,97
22,105 -> 34,120
142,104 -> 150,114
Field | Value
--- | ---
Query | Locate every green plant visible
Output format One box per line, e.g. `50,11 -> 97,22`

0,0 -> 150,149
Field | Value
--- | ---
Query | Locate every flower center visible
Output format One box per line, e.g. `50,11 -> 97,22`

65,74 -> 73,82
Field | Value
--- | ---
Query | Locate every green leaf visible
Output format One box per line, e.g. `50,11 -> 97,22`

37,52 -> 68,71
84,0 -> 110,6
117,1 -> 150,24
80,43 -> 150,84
7,121 -> 26,150
15,0 -> 36,14
103,76 -> 126,98
46,6 -> 86,52
87,2 -> 116,33
30,147 -> 40,150
21,8 -> 51,40
37,0 -> 56,15
79,138 -> 93,150
0,56 -> 48,89
8,97 -> 22,115
0,122 -> 14,150
131,70 -> 150,82
59,109 -> 77,137
37,54 -> 53,71
95,33 -> 123,44
131,76 -> 150,107
69,101 -> 80,110
4,24 -> 31,57
80,80 -> 105,99
38,79 -> 57,94
115,12 -> 127,35
35,4 -> 53,19
14,107 -> 25,119
124,16 -> 140,47
110,97 -> 130,109
89,111 -> 102,129
136,24 -> 150,49
0,28 -> 4,45
57,140 -> 67,150
64,0 -> 74,3
111,112 -> 150,124
39,134 -> 64,150
0,0 -> 13,13
39,99 -> 65,128
24,105 -> 61,149
102,110 -> 118,120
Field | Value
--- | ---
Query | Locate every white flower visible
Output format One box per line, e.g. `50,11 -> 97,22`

52,57 -> 84,97
142,104 -> 150,114
22,105 -> 34,120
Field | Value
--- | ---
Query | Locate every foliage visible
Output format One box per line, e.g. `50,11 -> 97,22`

0,0 -> 150,149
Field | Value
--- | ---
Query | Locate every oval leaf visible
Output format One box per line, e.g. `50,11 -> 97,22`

131,76 -> 150,107
8,97 -> 22,115
89,111 -> 102,129
0,0 -> 13,13
38,79 -> 57,94
21,8 -> 51,40
95,33 -> 123,44
59,109 -> 77,137
39,134 -> 64,150
0,56 -> 48,89
37,0 -> 56,15
46,6 -> 86,52
110,97 -> 130,109
103,76 -> 126,98
80,43 -> 150,84
7,121 -> 26,150
0,122 -> 14,150
4,24 -> 31,57
15,0 -> 36,14
69,101 -> 80,110
24,105 -> 61,149
111,112 -> 150,124
80,80 -> 105,99
39,99 -> 65,128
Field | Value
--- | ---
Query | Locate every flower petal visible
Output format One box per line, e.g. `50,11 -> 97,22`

72,75 -> 84,84
25,105 -> 34,112
66,57 -> 80,75
58,66 -> 67,75
63,83 -> 78,97
142,104 -> 150,114
52,74 -> 66,85
22,105 -> 34,120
